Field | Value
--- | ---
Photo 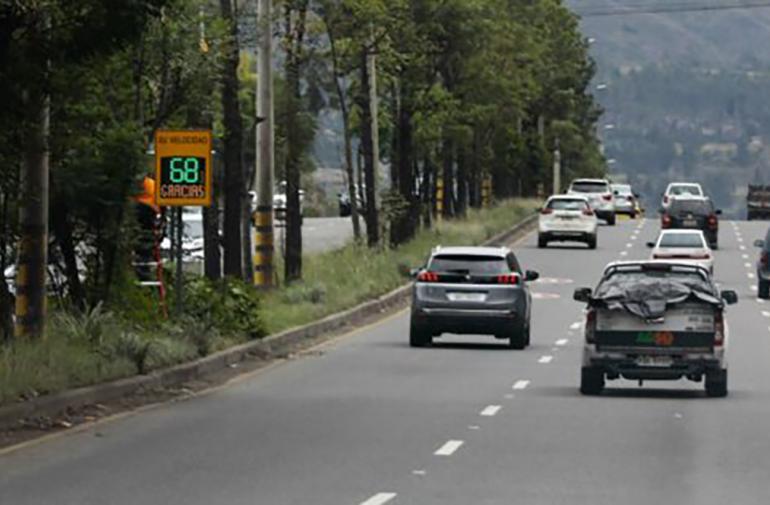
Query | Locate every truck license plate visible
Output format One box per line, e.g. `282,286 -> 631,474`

636,356 -> 673,367
683,219 -> 698,227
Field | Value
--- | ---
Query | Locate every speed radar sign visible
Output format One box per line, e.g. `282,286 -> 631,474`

154,130 -> 212,207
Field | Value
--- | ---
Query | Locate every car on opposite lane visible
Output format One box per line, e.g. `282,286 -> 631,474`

538,195 -> 598,249
647,229 -> 714,274
661,196 -> 721,249
753,231 -> 770,298
567,178 -> 617,225
574,261 -> 737,397
661,182 -> 704,210
410,246 -> 539,349
611,183 -> 639,218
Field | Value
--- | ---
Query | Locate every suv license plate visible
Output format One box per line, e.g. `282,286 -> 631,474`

683,219 -> 698,227
447,292 -> 486,302
636,356 -> 673,367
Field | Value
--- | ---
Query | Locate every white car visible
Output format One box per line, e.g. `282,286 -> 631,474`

662,182 -> 704,210
567,178 -> 616,225
647,229 -> 713,274
538,195 -> 598,249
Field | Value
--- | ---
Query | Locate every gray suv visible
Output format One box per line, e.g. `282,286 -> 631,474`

754,229 -> 770,298
410,246 -> 539,349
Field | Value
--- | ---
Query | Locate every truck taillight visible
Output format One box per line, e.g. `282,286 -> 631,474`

540,208 -> 553,215
585,309 -> 596,344
582,208 -> 594,216
714,311 -> 725,347
496,273 -> 520,285
662,214 -> 672,228
708,214 -> 718,229
602,194 -> 612,201
417,271 -> 439,282
761,251 -> 768,267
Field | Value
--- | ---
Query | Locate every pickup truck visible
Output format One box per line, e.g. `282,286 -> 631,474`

747,184 -> 770,220
574,261 -> 737,397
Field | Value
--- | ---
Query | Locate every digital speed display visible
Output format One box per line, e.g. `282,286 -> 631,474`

155,130 -> 212,207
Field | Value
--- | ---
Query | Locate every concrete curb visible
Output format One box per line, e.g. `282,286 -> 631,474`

0,212 -> 538,430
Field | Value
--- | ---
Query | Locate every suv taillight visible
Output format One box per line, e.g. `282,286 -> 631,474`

585,309 -> 596,344
582,208 -> 594,216
602,194 -> 612,201
714,311 -> 725,347
662,214 -> 672,228
417,271 -> 439,282
497,273 -> 520,285
541,208 -> 553,215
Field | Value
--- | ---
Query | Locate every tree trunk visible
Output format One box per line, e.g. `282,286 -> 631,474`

358,49 -> 379,247
324,15 -> 360,240
51,200 -> 86,311
391,97 -> 416,246
283,2 -> 308,283
441,138 -> 454,218
220,0 -> 244,279
15,84 -> 49,338
456,144 -> 468,217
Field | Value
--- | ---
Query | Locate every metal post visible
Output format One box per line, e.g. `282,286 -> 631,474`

435,177 -> 444,220
368,48 -> 380,212
254,0 -> 274,287
553,139 -> 561,196
175,207 -> 184,314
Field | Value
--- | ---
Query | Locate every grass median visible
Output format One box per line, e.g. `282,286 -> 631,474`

263,198 -> 540,334
0,198 -> 538,407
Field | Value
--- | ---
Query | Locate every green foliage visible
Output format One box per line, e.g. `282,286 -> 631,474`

184,277 -> 266,340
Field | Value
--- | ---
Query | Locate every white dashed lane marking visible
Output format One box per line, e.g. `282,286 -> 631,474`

745,263 -> 752,268
743,254 -> 750,260
513,380 -> 531,390
569,322 -> 582,330
480,405 -> 502,417
435,440 -> 464,456
741,245 -> 747,251
538,355 -> 554,364
555,338 -> 568,346
749,273 -> 756,279
762,311 -> 770,318
360,493 -> 397,505
620,251 -> 628,257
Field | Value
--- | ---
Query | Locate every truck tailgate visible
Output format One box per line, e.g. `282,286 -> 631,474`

595,304 -> 715,351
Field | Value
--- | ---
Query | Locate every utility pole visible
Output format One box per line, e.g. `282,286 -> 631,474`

553,138 -> 561,195
15,13 -> 50,338
254,0 -> 274,287
368,46 -> 380,215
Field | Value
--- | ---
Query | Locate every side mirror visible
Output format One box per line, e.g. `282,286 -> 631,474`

715,209 -> 723,216
573,287 -> 592,303
646,241 -> 656,249
754,239 -> 765,248
525,270 -> 540,282
721,290 -> 738,305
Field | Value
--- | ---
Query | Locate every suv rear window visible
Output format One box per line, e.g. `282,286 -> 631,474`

547,199 -> 588,211
428,255 -> 510,275
571,182 -> 608,193
669,185 -> 702,196
670,200 -> 712,215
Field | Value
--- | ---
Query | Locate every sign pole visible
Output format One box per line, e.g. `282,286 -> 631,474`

175,207 -> 184,315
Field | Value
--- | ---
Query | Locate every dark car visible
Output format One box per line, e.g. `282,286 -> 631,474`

661,197 -> 721,249
409,246 -> 539,349
754,231 -> 770,298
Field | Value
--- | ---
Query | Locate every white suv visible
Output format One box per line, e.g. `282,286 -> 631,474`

567,178 -> 616,225
538,195 -> 598,249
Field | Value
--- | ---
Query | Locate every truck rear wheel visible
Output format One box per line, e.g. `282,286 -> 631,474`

705,369 -> 728,397
759,280 -> 770,299
580,367 -> 605,395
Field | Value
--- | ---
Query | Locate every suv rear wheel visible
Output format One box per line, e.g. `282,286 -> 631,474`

506,323 -> 528,350
537,235 -> 548,248
409,321 -> 432,348
580,367 -> 605,395
586,235 -> 597,249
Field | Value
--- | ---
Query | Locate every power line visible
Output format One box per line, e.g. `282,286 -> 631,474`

575,0 -> 770,17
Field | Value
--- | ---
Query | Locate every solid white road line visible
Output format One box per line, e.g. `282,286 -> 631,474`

435,440 -> 464,456
480,405 -> 502,417
360,493 -> 397,505
555,338 -> 568,346
569,322 -> 582,330
538,355 -> 554,364
513,380 -> 531,390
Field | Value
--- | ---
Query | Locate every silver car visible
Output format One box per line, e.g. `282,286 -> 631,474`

410,246 -> 539,349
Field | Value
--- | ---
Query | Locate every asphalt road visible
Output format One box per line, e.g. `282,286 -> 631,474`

3,217 -> 770,504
